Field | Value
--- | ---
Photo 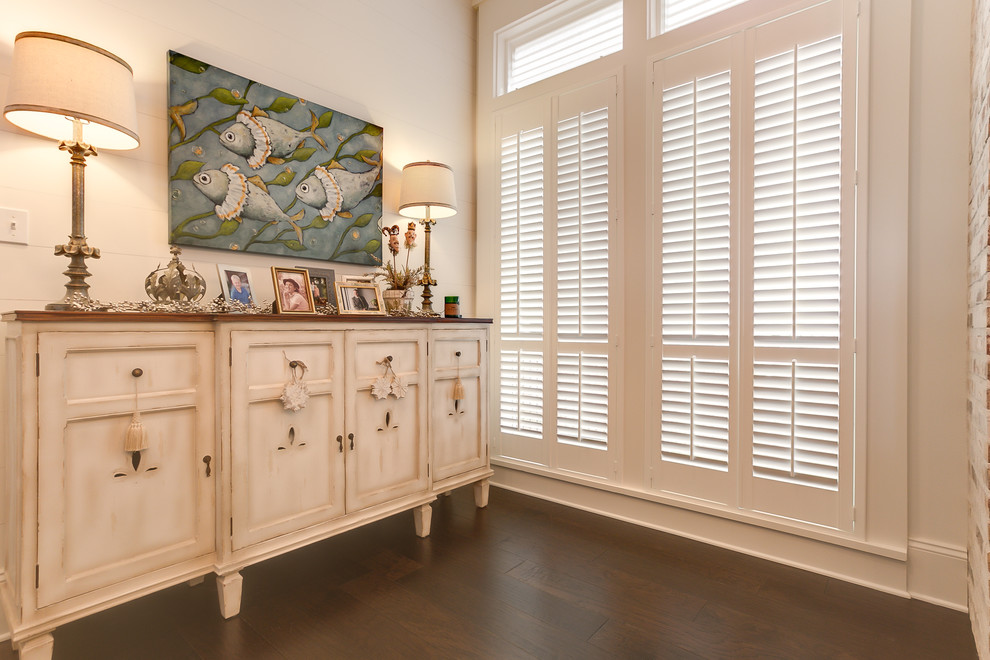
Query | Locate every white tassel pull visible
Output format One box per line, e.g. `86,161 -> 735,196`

452,378 -> 466,402
125,411 -> 149,452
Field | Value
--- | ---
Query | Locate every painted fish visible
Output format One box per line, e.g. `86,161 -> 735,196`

294,161 -> 381,223
219,107 -> 328,169
192,163 -> 306,242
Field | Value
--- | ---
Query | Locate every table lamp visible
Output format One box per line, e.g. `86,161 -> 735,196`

3,31 -> 140,310
397,161 -> 456,314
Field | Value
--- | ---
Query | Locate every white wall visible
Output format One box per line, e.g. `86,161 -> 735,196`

477,0 -> 971,610
0,0 -> 478,313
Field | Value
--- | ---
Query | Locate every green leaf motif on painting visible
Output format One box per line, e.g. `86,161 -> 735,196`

353,214 -> 374,228
286,147 -> 317,163
363,239 -> 381,254
317,111 -> 334,129
268,97 -> 297,113
170,54 -> 210,74
209,88 -> 248,105
269,170 -> 295,187
282,240 -> 306,251
171,160 -> 205,181
309,216 -> 329,229
369,183 -> 382,197
362,124 -> 383,136
351,149 -> 379,163
218,220 -> 241,236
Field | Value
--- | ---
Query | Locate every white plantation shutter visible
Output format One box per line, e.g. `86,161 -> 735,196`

495,77 -> 617,477
659,0 -> 748,34
752,36 -> 842,348
653,0 -> 855,529
661,71 -> 731,345
499,125 -> 545,443
660,357 -> 730,469
752,361 -> 839,488
654,38 -> 736,501
500,128 -> 545,338
499,349 -> 544,436
557,107 -> 610,342
503,0 -> 623,94
557,352 -> 609,448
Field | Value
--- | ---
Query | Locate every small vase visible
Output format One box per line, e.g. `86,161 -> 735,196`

383,288 -> 414,313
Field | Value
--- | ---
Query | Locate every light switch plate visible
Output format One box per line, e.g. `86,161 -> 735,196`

0,208 -> 28,245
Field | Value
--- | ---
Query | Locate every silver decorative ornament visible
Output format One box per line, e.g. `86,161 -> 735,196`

145,246 -> 207,302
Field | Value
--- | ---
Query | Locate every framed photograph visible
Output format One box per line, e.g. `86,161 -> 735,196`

271,267 -> 316,314
218,264 -> 254,305
336,283 -> 385,315
298,267 -> 336,308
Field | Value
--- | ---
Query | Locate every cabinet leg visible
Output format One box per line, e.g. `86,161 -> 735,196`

14,632 -> 54,660
216,571 -> 243,619
413,503 -> 433,537
473,478 -> 490,508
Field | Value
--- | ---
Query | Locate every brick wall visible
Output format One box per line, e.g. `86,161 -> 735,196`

971,1 -> 990,657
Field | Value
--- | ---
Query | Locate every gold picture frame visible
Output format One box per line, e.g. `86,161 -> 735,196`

336,283 -> 385,315
271,267 -> 316,314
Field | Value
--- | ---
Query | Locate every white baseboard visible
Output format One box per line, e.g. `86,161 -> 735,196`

907,538 -> 968,611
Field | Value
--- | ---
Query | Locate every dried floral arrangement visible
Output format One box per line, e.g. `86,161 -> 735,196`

370,222 -> 423,290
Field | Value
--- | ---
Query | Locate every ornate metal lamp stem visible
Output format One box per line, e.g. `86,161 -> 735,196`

47,119 -> 101,310
420,207 -> 437,314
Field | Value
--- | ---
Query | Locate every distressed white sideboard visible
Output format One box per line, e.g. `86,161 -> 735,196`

0,311 -> 492,659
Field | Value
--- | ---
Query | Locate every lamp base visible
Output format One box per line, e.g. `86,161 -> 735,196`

46,238 -> 101,310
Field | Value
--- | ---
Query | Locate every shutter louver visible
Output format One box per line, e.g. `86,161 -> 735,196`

507,1 -> 623,93
500,349 -> 544,436
557,107 -> 610,342
661,0 -> 747,34
557,352 -> 609,448
753,36 -> 842,349
661,71 -> 731,345
752,361 -> 839,489
500,128 -> 545,339
661,357 -> 730,469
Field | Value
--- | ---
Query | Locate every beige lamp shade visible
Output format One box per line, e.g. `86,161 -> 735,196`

398,161 -> 457,219
3,31 -> 140,150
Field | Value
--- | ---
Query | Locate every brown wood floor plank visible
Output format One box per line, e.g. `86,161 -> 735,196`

0,485 -> 976,659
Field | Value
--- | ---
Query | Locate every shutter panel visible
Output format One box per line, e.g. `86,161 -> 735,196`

752,361 -> 839,489
500,128 -> 545,339
499,349 -> 544,437
661,357 -> 730,469
507,1 -> 623,93
661,71 -> 731,345
660,0 -> 747,34
557,352 -> 608,448
557,107 -> 610,342
752,36 -> 842,349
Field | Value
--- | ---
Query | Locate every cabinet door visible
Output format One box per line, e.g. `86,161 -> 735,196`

37,332 -> 215,607
229,331 -> 345,550
431,330 -> 488,482
345,330 -> 428,511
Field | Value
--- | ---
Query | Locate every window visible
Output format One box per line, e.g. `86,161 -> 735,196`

653,0 -> 856,530
496,77 -> 618,478
496,0 -> 623,95
655,0 -> 749,34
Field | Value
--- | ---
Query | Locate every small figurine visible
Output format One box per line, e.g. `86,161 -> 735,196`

404,222 -> 417,249
382,224 -> 401,256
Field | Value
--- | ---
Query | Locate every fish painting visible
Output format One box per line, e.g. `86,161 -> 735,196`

295,161 -> 381,223
220,107 -> 329,169
193,163 -> 307,241
168,51 -> 384,265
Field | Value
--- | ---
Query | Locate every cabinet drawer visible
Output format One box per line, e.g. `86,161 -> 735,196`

41,332 -> 210,418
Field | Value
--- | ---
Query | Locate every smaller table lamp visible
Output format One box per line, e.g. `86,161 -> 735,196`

3,31 -> 140,310
397,161 -> 457,314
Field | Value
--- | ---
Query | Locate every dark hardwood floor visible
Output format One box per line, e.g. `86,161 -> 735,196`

1,487 -> 977,659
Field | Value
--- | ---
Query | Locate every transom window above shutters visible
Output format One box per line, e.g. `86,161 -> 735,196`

496,0 -> 623,96
653,0 -> 749,36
